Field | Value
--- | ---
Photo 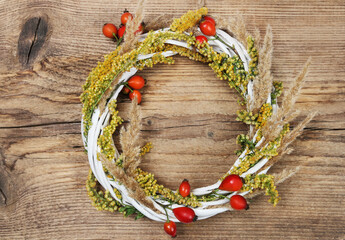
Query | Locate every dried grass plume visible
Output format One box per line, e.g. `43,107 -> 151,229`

144,14 -> 173,31
214,14 -> 250,48
100,154 -> 156,210
119,0 -> 146,55
251,25 -> 274,111
262,57 -> 312,141
120,98 -> 142,176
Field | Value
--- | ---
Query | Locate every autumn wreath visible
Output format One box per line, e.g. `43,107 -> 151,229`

81,3 -> 315,237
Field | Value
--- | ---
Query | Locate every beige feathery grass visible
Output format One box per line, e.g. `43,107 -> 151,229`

280,111 -> 317,152
261,111 -> 316,171
212,16 -> 231,32
262,57 -> 312,141
253,27 -> 261,48
197,0 -> 206,8
229,14 -> 250,48
213,14 -> 249,48
98,0 -> 146,112
251,25 -> 274,111
144,14 -> 173,31
260,147 -> 294,173
119,0 -> 146,55
120,98 -> 142,176
280,57 -> 312,119
99,154 -> 156,210
274,167 -> 300,185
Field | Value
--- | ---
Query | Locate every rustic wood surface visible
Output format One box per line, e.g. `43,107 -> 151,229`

0,0 -> 344,239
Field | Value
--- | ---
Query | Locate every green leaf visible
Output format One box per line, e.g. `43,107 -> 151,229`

119,207 -> 126,212
135,212 -> 144,220
125,208 -> 136,216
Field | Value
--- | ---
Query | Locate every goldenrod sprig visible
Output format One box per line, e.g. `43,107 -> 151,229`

242,173 -> 280,206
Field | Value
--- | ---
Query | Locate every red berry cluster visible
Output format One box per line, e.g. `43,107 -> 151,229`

164,174 -> 248,237
164,179 -> 194,238
197,15 -> 239,57
122,75 -> 145,104
194,15 -> 216,45
219,174 -> 249,210
102,9 -> 144,45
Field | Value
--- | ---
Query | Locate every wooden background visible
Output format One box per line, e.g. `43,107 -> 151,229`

0,0 -> 344,239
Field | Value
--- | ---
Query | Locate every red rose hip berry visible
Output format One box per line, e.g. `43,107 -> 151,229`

129,90 -> 142,104
203,16 -> 216,25
173,207 -> 197,223
135,23 -> 144,35
121,11 -> 133,25
179,179 -> 191,197
195,35 -> 208,44
118,25 -> 126,38
219,174 -> 243,192
164,221 -> 177,238
199,20 -> 216,36
102,23 -> 117,38
122,86 -> 130,94
128,75 -> 145,90
230,195 -> 249,210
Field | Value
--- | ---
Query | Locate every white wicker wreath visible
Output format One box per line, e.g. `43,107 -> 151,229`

81,26 -> 278,222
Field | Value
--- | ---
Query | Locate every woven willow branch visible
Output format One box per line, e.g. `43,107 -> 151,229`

80,26 -> 290,222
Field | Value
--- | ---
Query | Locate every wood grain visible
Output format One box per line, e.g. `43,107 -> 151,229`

0,0 -> 345,239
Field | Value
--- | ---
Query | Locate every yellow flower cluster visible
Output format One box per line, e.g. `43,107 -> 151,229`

135,53 -> 175,70
81,49 -> 139,138
163,44 -> 210,63
256,103 -> 273,127
134,168 -> 201,207
236,103 -> 272,128
247,36 -> 259,79
86,169 -> 122,212
140,142 -> 153,156
242,173 -> 280,206
271,81 -> 283,104
170,7 -> 208,33
230,124 -> 290,176
139,30 -> 196,55
81,49 -> 121,136
235,134 -> 255,156
197,43 -> 248,97
97,100 -> 123,161
236,110 -> 258,125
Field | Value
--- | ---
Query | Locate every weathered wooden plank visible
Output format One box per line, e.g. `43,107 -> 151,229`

0,123 -> 344,239
0,0 -> 344,239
